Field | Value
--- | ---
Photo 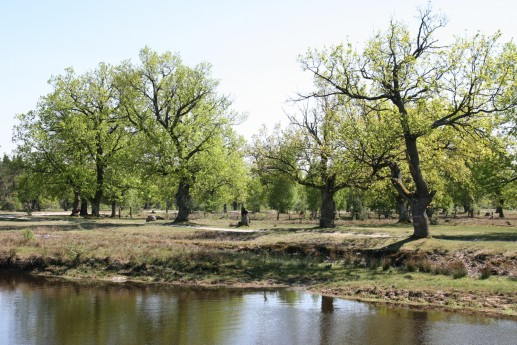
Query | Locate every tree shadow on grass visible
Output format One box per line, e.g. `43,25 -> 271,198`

0,219 -> 146,231
432,232 -> 517,242
375,236 -> 421,253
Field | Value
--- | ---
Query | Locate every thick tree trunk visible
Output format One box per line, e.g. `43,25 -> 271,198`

80,198 -> 88,216
91,191 -> 103,217
174,180 -> 191,223
411,195 -> 432,238
388,135 -> 435,238
404,135 -> 435,238
319,186 -> 336,228
496,197 -> 505,218
70,191 -> 81,216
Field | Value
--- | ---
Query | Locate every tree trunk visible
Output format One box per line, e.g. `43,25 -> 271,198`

495,197 -> 505,218
110,201 -> 116,218
411,195 -> 432,238
319,186 -> 336,228
80,198 -> 88,216
89,155 -> 105,217
388,134 -> 435,238
91,191 -> 103,217
31,200 -> 40,212
238,206 -> 250,226
70,191 -> 81,216
396,193 -> 411,223
60,199 -> 69,211
404,134 -> 435,237
173,180 -> 191,223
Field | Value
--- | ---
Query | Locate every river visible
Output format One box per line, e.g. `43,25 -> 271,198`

0,272 -> 515,345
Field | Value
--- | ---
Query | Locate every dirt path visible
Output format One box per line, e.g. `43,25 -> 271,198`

168,224 -> 259,233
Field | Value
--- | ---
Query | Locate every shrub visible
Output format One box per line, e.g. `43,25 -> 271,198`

342,252 -> 360,267
21,229 -> 34,242
65,243 -> 85,261
479,266 -> 492,280
381,256 -> 392,271
418,259 -> 433,273
366,256 -> 380,270
448,260 -> 468,279
405,258 -> 417,272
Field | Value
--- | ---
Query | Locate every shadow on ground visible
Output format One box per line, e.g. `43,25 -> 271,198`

433,232 -> 517,242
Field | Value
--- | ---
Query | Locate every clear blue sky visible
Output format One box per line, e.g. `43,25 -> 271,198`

1,0 -> 516,155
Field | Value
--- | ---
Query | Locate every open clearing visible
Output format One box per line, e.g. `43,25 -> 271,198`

0,211 -> 515,318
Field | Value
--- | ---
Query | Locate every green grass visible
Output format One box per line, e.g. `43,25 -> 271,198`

0,212 -> 515,316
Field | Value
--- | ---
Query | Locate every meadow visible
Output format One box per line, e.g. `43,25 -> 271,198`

0,210 -> 515,318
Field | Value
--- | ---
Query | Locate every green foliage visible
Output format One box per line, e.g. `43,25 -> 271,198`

12,48 -> 248,217
364,180 -> 395,219
118,47 -> 244,220
192,133 -> 248,211
305,186 -> 321,214
267,174 -> 296,214
346,189 -> 367,220
298,6 -> 517,236
14,62 -> 138,216
0,155 -> 23,211
292,184 -> 308,212
246,175 -> 267,212
21,229 -> 34,242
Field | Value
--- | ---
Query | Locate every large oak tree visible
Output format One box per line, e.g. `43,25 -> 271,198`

119,48 -> 241,223
299,7 -> 517,237
252,94 -> 396,227
15,63 -> 134,216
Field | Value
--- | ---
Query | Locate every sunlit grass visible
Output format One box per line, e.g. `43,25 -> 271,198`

0,212 -> 516,316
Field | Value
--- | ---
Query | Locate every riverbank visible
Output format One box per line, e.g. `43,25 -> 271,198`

0,214 -> 516,318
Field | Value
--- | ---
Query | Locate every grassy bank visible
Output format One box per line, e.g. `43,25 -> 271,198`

0,212 -> 516,318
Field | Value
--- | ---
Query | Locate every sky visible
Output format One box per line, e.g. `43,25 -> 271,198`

1,0 -> 517,155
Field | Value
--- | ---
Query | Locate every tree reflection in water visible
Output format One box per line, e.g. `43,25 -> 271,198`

0,273 -> 516,345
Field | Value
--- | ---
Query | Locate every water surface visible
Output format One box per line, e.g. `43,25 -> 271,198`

0,273 -> 515,345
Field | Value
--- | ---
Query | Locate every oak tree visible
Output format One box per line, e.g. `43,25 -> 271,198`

299,7 -> 517,237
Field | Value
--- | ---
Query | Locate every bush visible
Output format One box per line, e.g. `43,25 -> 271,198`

404,256 -> 433,273
479,266 -> 492,280
342,252 -> 360,267
448,261 -> 468,279
366,256 -> 380,270
405,257 -> 419,272
381,256 -> 392,271
21,229 -> 34,242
